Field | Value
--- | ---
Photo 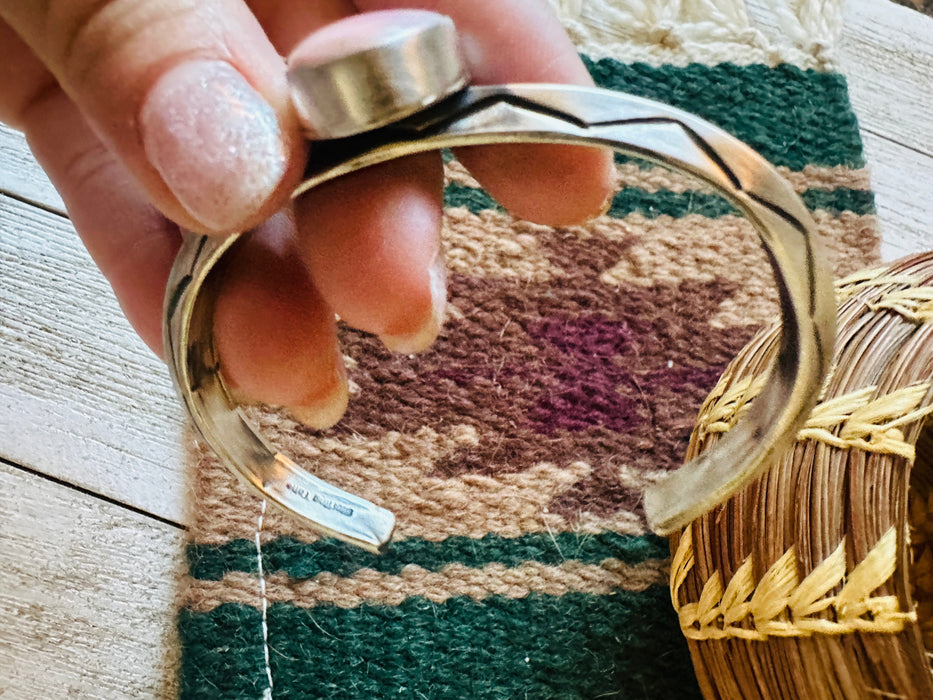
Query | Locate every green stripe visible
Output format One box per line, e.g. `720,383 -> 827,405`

179,588 -> 701,700
444,62 -> 864,169
802,187 -> 875,215
582,58 -> 865,169
187,531 -> 669,581
444,181 -> 501,212
608,188 -> 736,218
180,606 -> 268,698
444,182 -> 875,218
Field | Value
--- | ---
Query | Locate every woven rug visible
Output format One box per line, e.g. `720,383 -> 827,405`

176,2 -> 881,697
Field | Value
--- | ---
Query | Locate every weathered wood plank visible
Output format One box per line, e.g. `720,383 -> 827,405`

841,0 -> 933,155
0,125 -> 63,214
0,460 -> 184,699
839,0 -> 933,259
0,194 -> 187,525
862,131 -> 933,261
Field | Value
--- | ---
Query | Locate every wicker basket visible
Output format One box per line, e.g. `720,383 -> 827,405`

672,252 -> 933,699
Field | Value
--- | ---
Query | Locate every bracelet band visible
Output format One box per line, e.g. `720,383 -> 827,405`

163,24 -> 835,552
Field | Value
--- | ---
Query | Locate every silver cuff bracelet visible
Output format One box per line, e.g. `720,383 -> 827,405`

163,12 -> 836,552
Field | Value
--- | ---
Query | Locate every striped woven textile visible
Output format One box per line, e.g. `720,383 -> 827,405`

177,2 -> 880,697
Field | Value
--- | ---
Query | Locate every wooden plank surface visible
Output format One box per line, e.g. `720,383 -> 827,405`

860,131 -> 933,261
839,0 -> 933,260
0,460 -> 184,698
0,126 -> 63,215
0,193 -> 187,525
841,0 -> 933,154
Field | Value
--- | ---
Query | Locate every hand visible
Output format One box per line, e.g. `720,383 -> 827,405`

0,1 -> 614,429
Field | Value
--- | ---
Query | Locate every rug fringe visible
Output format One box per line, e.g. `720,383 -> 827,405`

547,0 -> 844,68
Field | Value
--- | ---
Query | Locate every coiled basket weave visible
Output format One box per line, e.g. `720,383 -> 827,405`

672,252 -> 933,698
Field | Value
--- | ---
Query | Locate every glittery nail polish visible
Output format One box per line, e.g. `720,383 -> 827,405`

141,60 -> 287,231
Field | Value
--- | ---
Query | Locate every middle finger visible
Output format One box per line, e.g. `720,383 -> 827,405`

223,6 -> 449,426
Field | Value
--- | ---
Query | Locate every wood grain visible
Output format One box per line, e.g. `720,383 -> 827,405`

0,460 -> 184,699
0,126 -> 63,215
0,193 -> 187,525
861,131 -> 933,261
841,0 -> 933,155
839,0 -> 933,260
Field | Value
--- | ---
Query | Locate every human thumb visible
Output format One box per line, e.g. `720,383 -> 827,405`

0,0 -> 305,233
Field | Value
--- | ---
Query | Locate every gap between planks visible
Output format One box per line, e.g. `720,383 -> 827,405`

0,459 -> 184,699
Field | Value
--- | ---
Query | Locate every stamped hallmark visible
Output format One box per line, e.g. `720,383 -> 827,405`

286,481 -> 354,517
313,494 -> 354,517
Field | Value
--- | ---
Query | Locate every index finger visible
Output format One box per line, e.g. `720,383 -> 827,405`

0,0 -> 305,235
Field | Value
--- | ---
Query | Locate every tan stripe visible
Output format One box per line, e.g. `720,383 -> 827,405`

183,558 -> 670,612
444,160 -> 481,188
707,213 -> 880,328
446,159 -> 871,195
443,206 -> 878,291
189,425 -> 650,545
597,212 -> 878,326
779,165 -> 872,193
817,212 -> 882,276
442,208 -> 557,283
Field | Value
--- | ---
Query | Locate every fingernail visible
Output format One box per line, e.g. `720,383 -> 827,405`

599,158 -> 619,217
290,360 -> 350,431
596,183 -> 616,219
380,254 -> 447,354
141,60 -> 287,231
579,155 -> 618,223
